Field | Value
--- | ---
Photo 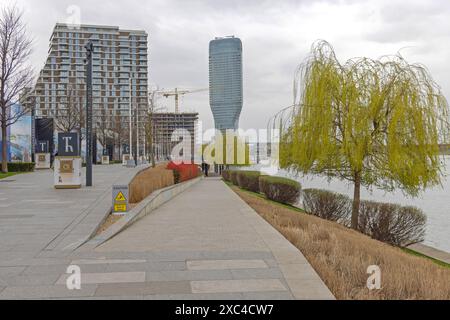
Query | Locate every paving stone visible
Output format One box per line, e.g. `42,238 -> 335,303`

144,293 -> 244,300
95,281 -> 192,296
3,273 -> 60,286
28,258 -> 73,266
271,249 -> 310,265
264,259 -> 279,268
71,259 -> 146,265
0,284 -> 98,299
187,259 -> 268,270
279,263 -> 322,280
230,268 -> 284,280
287,279 -> 335,300
148,269 -> 234,282
191,279 -> 287,294
56,272 -> 145,285
242,291 -> 295,300
105,261 -> 186,272
55,295 -> 144,300
0,266 -> 26,277
23,263 -> 107,275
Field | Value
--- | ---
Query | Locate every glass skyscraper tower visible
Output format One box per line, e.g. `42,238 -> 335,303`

209,36 -> 243,130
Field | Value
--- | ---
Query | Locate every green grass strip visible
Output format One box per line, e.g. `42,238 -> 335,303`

0,172 -> 22,180
402,248 -> 450,269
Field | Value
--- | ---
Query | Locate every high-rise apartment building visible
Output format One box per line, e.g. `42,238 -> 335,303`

33,23 -> 148,124
209,36 -> 243,130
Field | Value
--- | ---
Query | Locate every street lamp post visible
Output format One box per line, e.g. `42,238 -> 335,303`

136,102 -> 139,165
128,77 -> 133,165
85,40 -> 93,187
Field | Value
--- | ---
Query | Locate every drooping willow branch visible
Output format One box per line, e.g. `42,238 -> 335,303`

282,40 -> 450,196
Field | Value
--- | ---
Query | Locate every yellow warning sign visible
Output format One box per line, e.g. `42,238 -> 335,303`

115,191 -> 126,202
114,204 -> 127,212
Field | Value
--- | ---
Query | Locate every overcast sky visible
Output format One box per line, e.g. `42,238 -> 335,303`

4,0 -> 450,131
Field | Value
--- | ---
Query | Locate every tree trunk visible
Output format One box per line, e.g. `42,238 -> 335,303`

151,148 -> 156,168
118,135 -> 122,160
1,120 -> 8,173
351,171 -> 361,230
78,128 -> 82,156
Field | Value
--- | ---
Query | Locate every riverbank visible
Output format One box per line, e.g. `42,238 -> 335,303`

407,244 -> 450,266
228,183 -> 450,299
246,157 -> 450,253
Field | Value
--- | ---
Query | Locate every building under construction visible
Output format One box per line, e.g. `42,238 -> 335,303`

151,112 -> 199,162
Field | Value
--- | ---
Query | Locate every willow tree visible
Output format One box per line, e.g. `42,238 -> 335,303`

280,40 -> 449,230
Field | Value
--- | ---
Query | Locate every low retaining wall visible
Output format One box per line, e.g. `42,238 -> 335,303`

45,164 -> 151,252
79,176 -> 203,250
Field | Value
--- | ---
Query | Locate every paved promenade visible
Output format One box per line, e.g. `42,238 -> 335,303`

0,165 -> 146,279
0,174 -> 334,299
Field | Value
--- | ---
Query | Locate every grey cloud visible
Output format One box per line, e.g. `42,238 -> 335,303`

4,0 -> 450,130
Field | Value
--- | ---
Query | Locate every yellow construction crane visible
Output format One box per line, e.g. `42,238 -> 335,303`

156,87 -> 208,113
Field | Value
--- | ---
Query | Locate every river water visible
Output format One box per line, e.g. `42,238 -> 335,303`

246,156 -> 450,252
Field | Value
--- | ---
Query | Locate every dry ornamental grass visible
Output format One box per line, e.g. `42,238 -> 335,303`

231,186 -> 450,300
129,163 -> 174,203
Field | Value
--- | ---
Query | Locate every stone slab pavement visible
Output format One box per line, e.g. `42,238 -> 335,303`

0,164 -> 147,266
0,178 -> 334,300
0,175 -> 334,300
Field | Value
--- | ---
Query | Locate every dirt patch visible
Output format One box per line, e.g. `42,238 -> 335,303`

230,185 -> 450,300
95,214 -> 123,236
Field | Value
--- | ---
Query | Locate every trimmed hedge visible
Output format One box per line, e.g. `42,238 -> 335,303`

6,162 -> 35,172
166,162 -> 200,183
222,170 -> 230,182
172,169 -> 181,184
302,189 -> 351,225
358,201 -> 426,247
236,171 -> 261,193
259,176 -> 301,205
230,171 -> 239,186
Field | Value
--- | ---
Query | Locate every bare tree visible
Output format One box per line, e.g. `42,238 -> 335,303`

96,110 -> 112,153
144,87 -> 164,167
54,85 -> 84,133
112,113 -> 127,160
0,5 -> 33,173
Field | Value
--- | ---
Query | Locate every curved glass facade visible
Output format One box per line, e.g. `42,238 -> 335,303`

209,37 -> 243,130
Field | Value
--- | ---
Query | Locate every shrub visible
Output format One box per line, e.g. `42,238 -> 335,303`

358,200 -> 427,247
230,171 -> 239,185
172,169 -> 181,184
236,171 -> 261,193
222,170 -> 230,181
166,162 -> 200,182
302,189 -> 351,225
259,176 -> 301,205
7,162 -> 35,172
